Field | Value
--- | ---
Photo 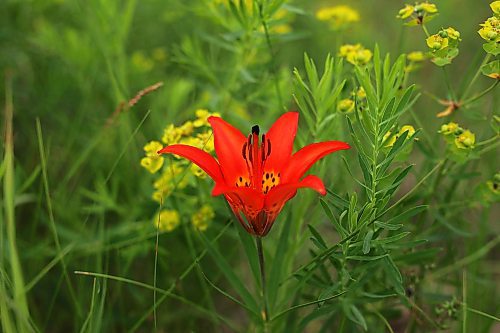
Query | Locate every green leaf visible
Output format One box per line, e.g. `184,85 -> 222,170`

233,213 -> 260,285
483,41 -> 500,56
268,215 -> 293,309
374,221 -> 403,230
481,60 -> 500,79
382,256 -> 405,295
348,304 -> 368,331
320,199 -> 347,237
198,232 -> 259,314
385,205 -> 427,225
363,230 -> 374,254
372,232 -> 411,245
346,254 -> 388,261
308,224 -> 327,250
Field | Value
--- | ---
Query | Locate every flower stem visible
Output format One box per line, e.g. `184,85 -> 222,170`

461,80 -> 499,106
421,24 -> 430,37
461,53 -> 492,101
257,1 -> 284,109
256,236 -> 270,330
441,67 -> 457,101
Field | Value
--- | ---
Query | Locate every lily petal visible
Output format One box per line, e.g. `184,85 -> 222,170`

265,175 -> 326,210
158,144 -> 223,182
211,183 -> 265,210
264,112 -> 299,171
208,116 -> 249,183
261,175 -> 326,235
282,141 -> 350,182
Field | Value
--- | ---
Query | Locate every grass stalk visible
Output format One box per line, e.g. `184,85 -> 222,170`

3,70 -> 30,332
256,237 -> 269,331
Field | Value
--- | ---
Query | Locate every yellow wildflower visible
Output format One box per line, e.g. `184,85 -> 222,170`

491,1 -> 500,15
316,5 -> 359,30
383,131 -> 397,148
445,27 -> 461,40
131,51 -> 154,72
356,87 -> 367,99
141,141 -> 164,173
397,5 -> 414,19
384,125 -> 416,147
154,209 -> 180,232
416,2 -> 437,14
407,51 -> 426,62
180,136 -> 203,149
197,131 -> 215,152
337,98 -> 355,113
273,24 -> 292,34
398,125 -> 416,138
193,109 -> 220,127
426,34 -> 449,50
439,122 -> 459,135
152,47 -> 167,62
179,121 -> 194,136
191,204 -> 215,231
191,164 -> 207,178
152,165 -> 188,202
162,124 -> 183,145
478,16 -> 499,42
454,130 -> 475,149
339,44 -> 372,66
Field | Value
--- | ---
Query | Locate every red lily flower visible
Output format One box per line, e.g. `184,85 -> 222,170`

158,112 -> 350,237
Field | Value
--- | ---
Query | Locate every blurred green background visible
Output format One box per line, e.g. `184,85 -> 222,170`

1,0 -> 498,332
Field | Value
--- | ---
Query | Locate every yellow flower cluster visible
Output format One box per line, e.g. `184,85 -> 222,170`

492,1 -> 500,15
479,15 -> 500,43
131,47 -> 168,72
161,109 -> 217,151
426,27 -> 461,50
383,125 -> 416,148
141,141 -> 164,173
438,122 -> 459,135
141,109 -> 221,203
337,98 -> 355,113
154,209 -> 180,232
439,122 -> 475,149
191,204 -> 215,231
356,87 -> 367,99
397,2 -> 437,22
407,51 -> 426,62
316,5 -> 359,30
152,164 -> 189,202
339,44 -> 373,66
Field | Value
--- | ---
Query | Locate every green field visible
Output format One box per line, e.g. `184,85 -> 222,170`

1,0 -> 499,332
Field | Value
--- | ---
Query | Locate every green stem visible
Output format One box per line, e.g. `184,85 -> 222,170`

461,80 -> 499,106
421,24 -> 430,37
256,237 -> 269,331
257,1 -> 284,109
461,53 -> 492,101
442,67 -> 457,101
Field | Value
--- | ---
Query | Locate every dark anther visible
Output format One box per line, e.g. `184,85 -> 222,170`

252,125 -> 260,135
277,172 -> 280,177
272,178 -> 275,183
239,176 -> 243,182
267,139 -> 271,157
261,134 -> 266,161
266,173 -> 269,179
242,142 -> 247,159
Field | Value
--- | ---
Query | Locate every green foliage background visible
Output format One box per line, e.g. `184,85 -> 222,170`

0,0 -> 498,332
